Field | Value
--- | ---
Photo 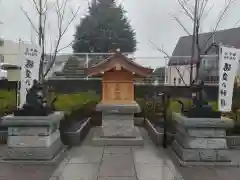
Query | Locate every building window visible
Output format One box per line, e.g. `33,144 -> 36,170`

0,55 -> 4,63
202,59 -> 206,67
173,77 -> 176,86
178,78 -> 181,84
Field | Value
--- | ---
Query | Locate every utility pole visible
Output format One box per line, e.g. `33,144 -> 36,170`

190,0 -> 198,85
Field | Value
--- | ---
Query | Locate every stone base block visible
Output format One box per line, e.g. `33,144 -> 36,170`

187,128 -> 226,137
8,132 -> 60,147
227,136 -> 240,149
101,113 -> 136,138
172,140 -> 231,162
102,119 -> 135,138
92,127 -> 144,146
172,113 -> 234,129
170,148 -> 236,167
96,103 -> 141,113
3,137 -> 63,160
176,132 -> 228,149
134,117 -> 144,126
0,147 -> 67,165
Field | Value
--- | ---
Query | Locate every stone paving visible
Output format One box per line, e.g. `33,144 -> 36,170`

1,128 -> 240,180
168,150 -> 240,180
0,163 -> 56,180
50,128 -> 182,180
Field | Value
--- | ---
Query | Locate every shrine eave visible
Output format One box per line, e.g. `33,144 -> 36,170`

86,52 -> 153,77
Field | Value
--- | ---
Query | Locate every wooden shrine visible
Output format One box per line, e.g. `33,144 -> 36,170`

86,51 -> 153,105
86,50 -> 153,146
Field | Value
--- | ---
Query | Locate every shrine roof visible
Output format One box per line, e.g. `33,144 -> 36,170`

86,51 -> 153,77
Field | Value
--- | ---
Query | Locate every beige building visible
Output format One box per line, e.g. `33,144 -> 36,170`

0,40 -> 21,81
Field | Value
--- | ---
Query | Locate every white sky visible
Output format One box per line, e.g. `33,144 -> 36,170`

0,0 -> 240,67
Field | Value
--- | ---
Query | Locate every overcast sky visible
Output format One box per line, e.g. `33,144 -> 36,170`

0,0 -> 240,67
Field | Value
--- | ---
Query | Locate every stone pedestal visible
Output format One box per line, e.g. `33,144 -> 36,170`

172,112 -> 234,166
2,111 -> 64,161
93,103 -> 143,146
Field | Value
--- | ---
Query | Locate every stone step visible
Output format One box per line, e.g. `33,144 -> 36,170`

63,63 -> 81,67
61,71 -> 85,75
54,74 -> 86,78
54,72 -> 86,76
62,69 -> 85,73
63,67 -> 85,70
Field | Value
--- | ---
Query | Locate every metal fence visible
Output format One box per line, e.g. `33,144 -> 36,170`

45,53 -> 221,86
44,52 -> 168,85
0,52 -> 225,86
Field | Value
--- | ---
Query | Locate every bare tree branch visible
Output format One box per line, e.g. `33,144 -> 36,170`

202,0 -> 236,49
57,41 -> 74,53
43,1 -> 81,77
29,0 -> 40,13
178,0 -> 194,21
60,0 -> 68,22
61,6 -> 81,38
174,66 -> 187,85
172,0 -> 235,83
43,12 -> 47,38
169,13 -> 191,35
213,0 -> 234,32
198,0 -> 208,21
149,40 -> 169,58
20,6 -> 39,35
234,19 -> 240,27
200,4 -> 214,25
43,0 -> 48,14
49,25 -> 54,56
22,0 -> 82,79
148,40 -> 187,86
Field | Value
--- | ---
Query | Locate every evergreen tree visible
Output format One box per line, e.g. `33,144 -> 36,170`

72,0 -> 136,53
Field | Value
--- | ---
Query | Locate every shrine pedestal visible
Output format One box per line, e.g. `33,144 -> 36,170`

93,103 -> 144,146
1,112 -> 65,161
172,112 -> 235,166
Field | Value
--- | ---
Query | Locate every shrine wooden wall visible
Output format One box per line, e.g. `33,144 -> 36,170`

102,71 -> 134,103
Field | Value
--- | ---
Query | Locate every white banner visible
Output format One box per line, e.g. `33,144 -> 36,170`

20,43 -> 42,107
218,46 -> 239,112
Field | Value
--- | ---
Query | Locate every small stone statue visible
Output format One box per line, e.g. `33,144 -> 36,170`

14,80 -> 57,116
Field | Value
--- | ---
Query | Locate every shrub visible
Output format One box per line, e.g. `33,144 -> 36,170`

0,90 -> 16,116
135,98 -> 147,117
0,90 -> 100,119
57,91 -> 100,137
209,101 -> 218,111
166,98 -> 192,119
55,90 -> 99,115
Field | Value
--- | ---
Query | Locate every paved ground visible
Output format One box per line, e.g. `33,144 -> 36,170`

49,128 -> 240,180
0,163 -> 57,180
1,128 -> 240,180
50,128 -> 183,180
167,149 -> 240,180
0,144 -> 57,180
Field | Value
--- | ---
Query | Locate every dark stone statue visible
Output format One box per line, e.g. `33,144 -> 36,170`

181,81 -> 221,118
14,80 -> 57,116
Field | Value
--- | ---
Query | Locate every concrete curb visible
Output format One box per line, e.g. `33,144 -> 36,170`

145,118 -> 174,146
